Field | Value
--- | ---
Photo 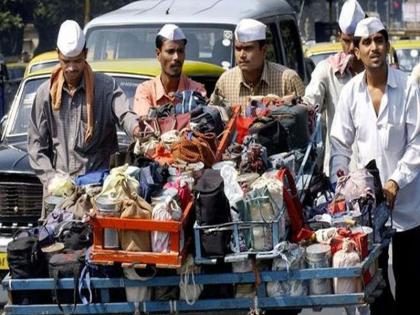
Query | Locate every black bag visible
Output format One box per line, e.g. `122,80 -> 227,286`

200,263 -> 234,299
194,169 -> 231,225
365,159 -> 385,205
248,116 -> 289,156
194,169 -> 232,256
7,231 -> 51,305
271,103 -> 310,150
7,235 -> 47,279
190,105 -> 224,136
55,221 -> 92,250
79,247 -> 125,304
49,250 -> 84,312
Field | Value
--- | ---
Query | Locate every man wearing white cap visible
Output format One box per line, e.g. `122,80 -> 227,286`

28,20 -> 141,196
210,18 -> 304,109
330,17 -> 420,315
304,0 -> 365,176
133,24 -> 206,116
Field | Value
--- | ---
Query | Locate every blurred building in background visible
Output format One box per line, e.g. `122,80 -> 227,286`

295,0 -> 420,42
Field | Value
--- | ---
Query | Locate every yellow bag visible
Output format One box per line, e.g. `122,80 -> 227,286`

96,164 -> 139,201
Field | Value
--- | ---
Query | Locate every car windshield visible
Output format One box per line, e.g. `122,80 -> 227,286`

30,61 -> 59,74
86,24 -> 234,68
7,75 -> 146,139
396,48 -> 420,73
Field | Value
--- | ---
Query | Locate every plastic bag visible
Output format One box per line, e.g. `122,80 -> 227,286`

220,165 -> 244,206
47,171 -> 75,197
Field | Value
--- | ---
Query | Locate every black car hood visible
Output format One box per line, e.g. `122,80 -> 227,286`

0,141 -> 34,174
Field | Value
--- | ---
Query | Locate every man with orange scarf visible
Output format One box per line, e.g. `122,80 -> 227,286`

28,20 -> 141,192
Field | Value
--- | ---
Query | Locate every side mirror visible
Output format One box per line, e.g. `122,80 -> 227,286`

0,114 -> 8,139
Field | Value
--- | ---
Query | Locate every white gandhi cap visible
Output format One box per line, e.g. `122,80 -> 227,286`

235,19 -> 266,43
57,20 -> 85,57
354,17 -> 385,38
158,24 -> 186,41
338,0 -> 365,35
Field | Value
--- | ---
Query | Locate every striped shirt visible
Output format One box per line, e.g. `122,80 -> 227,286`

28,72 -> 139,185
210,61 -> 305,108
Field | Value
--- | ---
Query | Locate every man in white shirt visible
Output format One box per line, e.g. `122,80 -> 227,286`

411,63 -> 420,85
305,0 -> 365,175
330,17 -> 420,315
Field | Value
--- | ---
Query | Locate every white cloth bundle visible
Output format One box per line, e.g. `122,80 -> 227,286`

332,238 -> 362,294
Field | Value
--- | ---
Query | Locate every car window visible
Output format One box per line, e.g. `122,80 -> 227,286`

396,48 -> 420,73
309,52 -> 336,65
113,76 -> 146,110
265,24 -> 278,63
279,19 -> 303,75
7,65 -> 26,80
30,61 -> 59,74
9,78 -> 46,136
86,25 -> 234,68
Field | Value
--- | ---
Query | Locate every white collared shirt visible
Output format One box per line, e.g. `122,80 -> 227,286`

330,66 -> 420,231
304,57 -> 355,175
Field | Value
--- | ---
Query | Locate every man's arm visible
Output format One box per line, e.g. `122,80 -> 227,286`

282,69 -> 305,97
329,84 -> 355,183
27,86 -> 55,186
133,82 -> 153,116
389,80 -> 420,189
304,61 -> 328,112
111,82 -> 139,138
209,74 -> 226,105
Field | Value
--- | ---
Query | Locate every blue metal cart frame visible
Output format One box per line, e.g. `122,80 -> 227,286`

2,241 -> 385,314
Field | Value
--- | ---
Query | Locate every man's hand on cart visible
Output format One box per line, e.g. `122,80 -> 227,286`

383,179 -> 399,210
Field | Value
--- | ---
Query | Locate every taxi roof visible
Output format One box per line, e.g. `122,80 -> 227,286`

304,42 -> 342,57
390,39 -> 420,49
85,0 -> 293,29
26,58 -> 224,79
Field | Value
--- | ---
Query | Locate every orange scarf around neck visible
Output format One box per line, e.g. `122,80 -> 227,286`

50,62 -> 95,142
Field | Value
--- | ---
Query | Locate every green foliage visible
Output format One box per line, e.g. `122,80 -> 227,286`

0,0 -> 133,56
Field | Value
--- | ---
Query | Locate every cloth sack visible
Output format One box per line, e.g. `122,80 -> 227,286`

96,164 -> 139,202
267,241 -> 307,297
151,196 -> 182,253
332,239 -> 362,294
119,196 -> 152,252
178,255 -> 203,304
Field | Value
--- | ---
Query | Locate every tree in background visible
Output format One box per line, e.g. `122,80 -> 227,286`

0,0 -> 132,57
0,0 -> 35,56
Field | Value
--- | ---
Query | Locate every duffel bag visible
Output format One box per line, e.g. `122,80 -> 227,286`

49,250 -> 85,312
190,105 -> 224,136
248,116 -> 289,156
7,234 -> 47,279
271,102 -> 310,150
